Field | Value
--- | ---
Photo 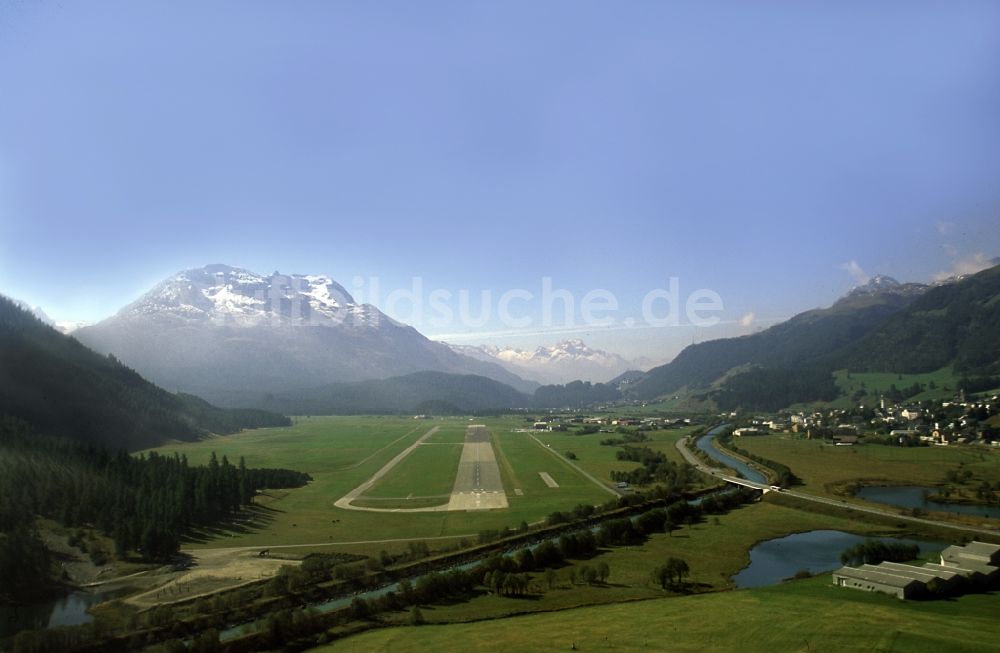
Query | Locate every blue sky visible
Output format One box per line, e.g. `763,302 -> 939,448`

1,1 -> 998,362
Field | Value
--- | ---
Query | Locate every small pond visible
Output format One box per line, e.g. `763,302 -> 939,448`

0,587 -> 131,640
856,485 -> 1000,520
731,529 -> 943,589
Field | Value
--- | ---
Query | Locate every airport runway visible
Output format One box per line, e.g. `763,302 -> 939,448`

334,425 -> 507,513
447,425 -> 508,510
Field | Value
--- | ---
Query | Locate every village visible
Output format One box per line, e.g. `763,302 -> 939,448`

727,391 -> 999,448
521,388 -> 999,449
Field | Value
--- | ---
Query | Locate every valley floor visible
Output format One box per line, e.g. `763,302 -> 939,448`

28,416 -> 992,652
320,575 -> 1000,653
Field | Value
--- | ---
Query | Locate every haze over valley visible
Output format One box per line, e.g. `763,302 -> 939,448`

2,2 -> 1000,652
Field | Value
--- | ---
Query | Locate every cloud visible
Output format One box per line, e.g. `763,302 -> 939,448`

936,221 -> 955,236
934,252 -> 995,281
739,311 -> 756,328
840,260 -> 870,285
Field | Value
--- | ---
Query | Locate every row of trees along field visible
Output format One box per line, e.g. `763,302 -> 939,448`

610,444 -> 700,487
0,416 -> 310,602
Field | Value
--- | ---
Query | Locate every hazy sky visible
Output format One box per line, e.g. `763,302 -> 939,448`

1,1 -> 998,362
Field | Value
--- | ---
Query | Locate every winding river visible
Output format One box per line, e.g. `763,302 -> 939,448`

694,425 -> 768,484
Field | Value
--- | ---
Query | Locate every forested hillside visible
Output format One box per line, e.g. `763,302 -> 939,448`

261,371 -> 530,414
620,266 -> 1000,410
0,417 -> 310,602
627,287 -> 919,402
838,265 -> 1000,376
0,296 -> 289,450
534,380 -> 621,408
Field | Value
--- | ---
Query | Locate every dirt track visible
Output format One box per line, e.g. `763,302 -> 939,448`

125,548 -> 292,608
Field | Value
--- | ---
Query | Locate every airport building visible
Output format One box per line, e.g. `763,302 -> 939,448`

833,541 -> 1000,600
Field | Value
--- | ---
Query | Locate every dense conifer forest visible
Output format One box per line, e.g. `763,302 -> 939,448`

0,416 -> 310,602
0,295 -> 290,451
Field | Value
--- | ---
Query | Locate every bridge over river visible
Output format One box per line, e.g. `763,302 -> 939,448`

676,426 -> 999,538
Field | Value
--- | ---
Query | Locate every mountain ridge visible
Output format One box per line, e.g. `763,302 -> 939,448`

449,338 -> 643,385
625,264 -> 1000,410
0,294 -> 290,450
627,278 -> 925,401
75,265 -> 537,405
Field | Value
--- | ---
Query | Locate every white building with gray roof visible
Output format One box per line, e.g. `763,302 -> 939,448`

833,540 -> 1000,599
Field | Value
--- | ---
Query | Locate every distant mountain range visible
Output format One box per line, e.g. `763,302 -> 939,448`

0,295 -> 290,450
10,262 -> 999,420
449,339 -> 646,385
74,265 -> 536,406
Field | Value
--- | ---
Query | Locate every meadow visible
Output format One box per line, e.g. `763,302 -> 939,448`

366,496 -> 924,626
141,419 -> 999,653
142,416 -> 612,555
784,367 -> 960,411
528,423 -> 705,488
735,434 -> 1000,502
363,442 -> 463,499
326,573 -> 1000,653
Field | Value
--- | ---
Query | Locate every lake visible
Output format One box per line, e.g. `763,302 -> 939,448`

731,529 -> 942,589
0,587 -> 131,640
856,485 -> 1000,520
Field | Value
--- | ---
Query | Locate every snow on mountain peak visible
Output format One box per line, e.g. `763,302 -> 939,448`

449,339 -> 638,384
844,273 -> 928,300
118,264 -> 389,328
848,274 -> 899,295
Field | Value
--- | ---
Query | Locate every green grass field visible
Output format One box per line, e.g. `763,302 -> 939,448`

786,367 -> 960,411
364,496 -> 929,625
735,434 -> 1000,517
325,574 -> 1000,653
528,425 -> 704,490
363,442 -> 463,498
140,416 -> 611,554
486,424 -> 613,514
146,417 -> 995,653
425,426 -> 472,444
834,367 -> 958,403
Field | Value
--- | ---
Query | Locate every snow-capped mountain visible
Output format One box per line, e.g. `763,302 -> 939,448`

846,274 -> 927,299
112,264 -> 388,328
449,339 -> 643,385
1,295 -> 90,333
74,265 -> 535,406
54,320 -> 91,334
